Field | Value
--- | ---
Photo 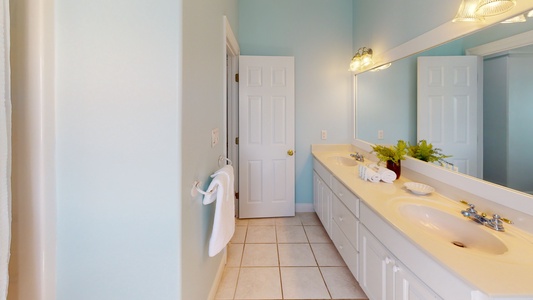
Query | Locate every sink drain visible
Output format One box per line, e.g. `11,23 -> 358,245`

452,241 -> 466,248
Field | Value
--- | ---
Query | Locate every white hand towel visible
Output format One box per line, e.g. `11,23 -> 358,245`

365,167 -> 381,183
377,166 -> 396,183
203,165 -> 236,257
358,165 -> 366,179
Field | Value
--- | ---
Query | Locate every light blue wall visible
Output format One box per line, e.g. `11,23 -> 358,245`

508,54 -> 533,192
483,56 -> 509,186
353,0 -> 533,147
56,0 -> 238,299
352,0 -> 462,146
181,0 -> 238,299
56,0 -> 182,299
238,0 -> 354,205
352,1 -> 458,56
356,40 -> 465,145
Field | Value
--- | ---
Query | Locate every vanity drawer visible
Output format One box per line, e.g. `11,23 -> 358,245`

331,220 -> 359,280
332,195 -> 358,251
331,177 -> 360,218
313,159 -> 331,186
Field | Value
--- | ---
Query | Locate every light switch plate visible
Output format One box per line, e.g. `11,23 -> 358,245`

211,128 -> 219,148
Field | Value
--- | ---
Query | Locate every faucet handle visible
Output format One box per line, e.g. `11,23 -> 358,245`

460,202 -> 478,217
500,216 -> 513,224
466,204 -> 477,214
459,201 -> 478,213
486,214 -> 506,232
350,152 -> 365,162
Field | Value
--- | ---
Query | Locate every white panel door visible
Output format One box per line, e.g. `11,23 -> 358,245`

417,56 -> 482,177
238,56 -> 295,218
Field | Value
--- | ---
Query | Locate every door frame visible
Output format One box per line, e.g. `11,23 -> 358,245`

224,16 -> 240,212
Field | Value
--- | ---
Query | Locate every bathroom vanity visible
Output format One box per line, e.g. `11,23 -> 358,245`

312,144 -> 533,300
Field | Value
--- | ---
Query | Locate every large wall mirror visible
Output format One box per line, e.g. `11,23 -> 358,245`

355,15 -> 533,194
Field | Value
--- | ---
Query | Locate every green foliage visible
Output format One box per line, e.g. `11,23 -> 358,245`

407,140 -> 451,164
371,140 -> 408,164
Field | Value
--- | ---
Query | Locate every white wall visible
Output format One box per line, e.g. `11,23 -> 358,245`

56,0 -> 182,299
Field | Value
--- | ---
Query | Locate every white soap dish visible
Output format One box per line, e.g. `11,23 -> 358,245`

404,182 -> 435,195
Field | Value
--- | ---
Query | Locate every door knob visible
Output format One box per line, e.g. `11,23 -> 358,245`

287,149 -> 294,156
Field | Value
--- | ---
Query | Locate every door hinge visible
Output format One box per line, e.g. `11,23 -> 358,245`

235,73 -> 239,83
235,137 -> 239,145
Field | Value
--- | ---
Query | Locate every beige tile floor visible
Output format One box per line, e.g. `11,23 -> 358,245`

215,212 -> 368,300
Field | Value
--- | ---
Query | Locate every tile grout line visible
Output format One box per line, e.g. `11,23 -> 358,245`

227,215 -> 349,300
231,223 -> 247,300
275,220 -> 284,300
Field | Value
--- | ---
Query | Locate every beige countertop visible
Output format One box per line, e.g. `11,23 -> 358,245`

312,146 -> 533,298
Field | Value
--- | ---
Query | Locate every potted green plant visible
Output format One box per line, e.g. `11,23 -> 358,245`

407,140 -> 451,165
371,140 -> 408,179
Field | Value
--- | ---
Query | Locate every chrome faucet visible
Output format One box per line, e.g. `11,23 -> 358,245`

460,201 -> 513,232
461,204 -> 487,225
350,152 -> 365,162
486,214 -> 506,232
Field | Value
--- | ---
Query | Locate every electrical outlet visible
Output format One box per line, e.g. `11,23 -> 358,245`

321,130 -> 327,140
211,128 -> 219,148
378,130 -> 384,140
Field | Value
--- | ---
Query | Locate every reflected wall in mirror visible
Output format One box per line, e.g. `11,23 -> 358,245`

483,43 -> 533,193
355,20 -> 533,194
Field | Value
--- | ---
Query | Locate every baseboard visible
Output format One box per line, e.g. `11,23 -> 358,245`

207,248 -> 227,300
296,203 -> 314,213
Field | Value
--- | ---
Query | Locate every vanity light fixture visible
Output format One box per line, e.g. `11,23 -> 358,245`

350,47 -> 373,72
476,0 -> 516,17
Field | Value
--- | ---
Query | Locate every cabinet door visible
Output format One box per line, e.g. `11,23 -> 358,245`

313,172 -> 320,214
393,263 -> 442,300
321,182 -> 332,235
313,172 -> 331,233
359,225 -> 388,300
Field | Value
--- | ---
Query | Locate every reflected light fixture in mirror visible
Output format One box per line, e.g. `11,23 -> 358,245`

476,0 -> 516,16
453,0 -> 517,22
453,0 -> 485,22
370,63 -> 392,72
501,14 -> 527,23
349,47 -> 373,72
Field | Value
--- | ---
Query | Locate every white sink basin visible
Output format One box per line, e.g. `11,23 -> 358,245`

399,203 -> 508,255
327,156 -> 357,166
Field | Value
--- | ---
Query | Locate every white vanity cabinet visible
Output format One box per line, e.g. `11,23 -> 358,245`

311,149 -> 524,299
313,159 -> 360,279
359,225 -> 442,300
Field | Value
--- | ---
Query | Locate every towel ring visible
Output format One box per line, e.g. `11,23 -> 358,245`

191,156 -> 231,197
218,155 -> 232,166
191,180 -> 216,197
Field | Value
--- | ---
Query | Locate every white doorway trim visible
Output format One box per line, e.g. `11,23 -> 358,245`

466,29 -> 533,56
223,16 -> 240,206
